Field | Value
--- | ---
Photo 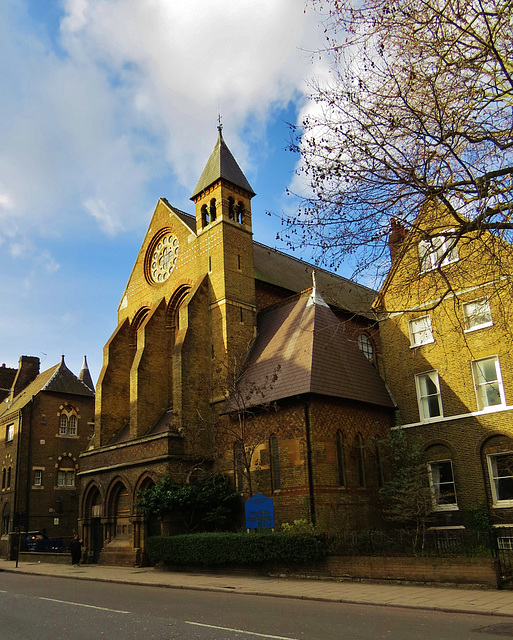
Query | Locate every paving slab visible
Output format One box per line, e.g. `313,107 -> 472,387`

2,559 -> 513,617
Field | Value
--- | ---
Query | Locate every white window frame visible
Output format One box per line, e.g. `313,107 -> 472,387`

5,424 -> 14,442
68,415 -> 77,436
408,315 -> 434,347
34,469 -> 42,487
472,356 -> 505,411
415,370 -> 443,421
427,460 -> 458,511
57,470 -> 75,487
419,230 -> 459,272
357,333 -> 374,360
487,452 -> 513,507
59,414 -> 68,435
463,298 -> 493,332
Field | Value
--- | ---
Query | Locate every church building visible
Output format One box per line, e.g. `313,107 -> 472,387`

79,127 -> 394,565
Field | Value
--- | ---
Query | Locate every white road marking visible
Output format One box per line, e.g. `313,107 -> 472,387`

39,597 -> 130,614
184,621 -> 298,639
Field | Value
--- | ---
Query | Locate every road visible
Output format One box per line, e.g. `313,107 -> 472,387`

0,572 -> 512,640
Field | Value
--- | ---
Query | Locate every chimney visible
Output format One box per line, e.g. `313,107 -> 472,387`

388,218 -> 407,265
11,356 -> 40,398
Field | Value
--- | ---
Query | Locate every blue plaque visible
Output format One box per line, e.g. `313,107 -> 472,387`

245,493 -> 274,529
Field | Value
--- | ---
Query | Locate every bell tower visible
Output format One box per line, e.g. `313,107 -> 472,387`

191,126 -> 257,399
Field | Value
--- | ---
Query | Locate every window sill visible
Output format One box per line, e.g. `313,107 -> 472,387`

410,339 -> 435,349
432,504 -> 459,512
464,322 -> 493,333
419,415 -> 444,423
57,434 -> 79,438
493,502 -> 513,509
478,403 -> 507,413
31,486 -> 44,490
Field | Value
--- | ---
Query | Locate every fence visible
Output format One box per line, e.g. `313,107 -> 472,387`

319,528 -> 495,558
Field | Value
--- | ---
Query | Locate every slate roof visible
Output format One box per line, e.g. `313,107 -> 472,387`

79,355 -> 95,392
191,129 -> 255,199
225,290 -> 394,412
253,243 -> 377,319
0,357 -> 94,418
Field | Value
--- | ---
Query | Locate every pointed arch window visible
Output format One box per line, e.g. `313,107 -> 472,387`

236,201 -> 244,224
1,468 -> 5,490
375,437 -> 383,487
356,434 -> 366,487
269,434 -> 281,492
6,467 -> 11,489
201,204 -> 209,228
228,196 -> 235,220
336,431 -> 346,487
58,406 -> 79,436
210,198 -> 217,222
233,441 -> 244,492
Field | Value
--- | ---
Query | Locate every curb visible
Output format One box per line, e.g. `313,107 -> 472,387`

2,565 -> 513,618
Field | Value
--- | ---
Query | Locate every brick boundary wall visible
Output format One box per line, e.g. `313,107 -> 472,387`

158,556 -> 499,589
11,553 -> 500,588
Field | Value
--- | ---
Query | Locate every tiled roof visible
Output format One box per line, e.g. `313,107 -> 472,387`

253,243 -> 377,319
191,129 -> 255,199
226,290 -> 394,411
0,357 -> 94,418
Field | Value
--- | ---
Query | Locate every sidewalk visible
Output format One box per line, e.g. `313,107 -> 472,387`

2,559 -> 513,618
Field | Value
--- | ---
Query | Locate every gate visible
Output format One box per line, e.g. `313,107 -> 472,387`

492,527 -> 513,589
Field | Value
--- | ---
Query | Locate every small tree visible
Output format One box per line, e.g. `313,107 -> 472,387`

135,474 -> 241,533
379,430 -> 433,554
283,0 -> 513,293
213,349 -> 281,497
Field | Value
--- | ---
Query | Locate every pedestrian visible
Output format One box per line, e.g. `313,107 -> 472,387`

68,533 -> 82,567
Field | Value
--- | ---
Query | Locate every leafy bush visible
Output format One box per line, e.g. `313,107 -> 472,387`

281,519 -> 316,535
146,532 -> 327,566
136,475 -> 241,532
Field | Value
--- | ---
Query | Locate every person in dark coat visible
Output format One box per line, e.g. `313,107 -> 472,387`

68,533 -> 82,566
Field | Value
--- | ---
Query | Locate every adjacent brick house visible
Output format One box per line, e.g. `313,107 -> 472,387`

79,127 -> 394,565
0,356 -> 94,555
375,204 -> 513,528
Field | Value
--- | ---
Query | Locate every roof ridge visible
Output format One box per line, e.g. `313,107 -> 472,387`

253,241 -> 378,294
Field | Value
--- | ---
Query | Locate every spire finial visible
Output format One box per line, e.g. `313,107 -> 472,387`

217,112 -> 223,135
307,269 -> 329,308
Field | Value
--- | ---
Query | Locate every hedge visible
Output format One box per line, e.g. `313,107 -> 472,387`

146,532 -> 327,566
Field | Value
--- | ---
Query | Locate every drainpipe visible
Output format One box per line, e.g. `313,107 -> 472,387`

301,395 -> 316,527
24,397 -> 34,532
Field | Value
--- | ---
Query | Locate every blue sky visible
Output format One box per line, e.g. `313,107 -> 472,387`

0,0 -> 332,383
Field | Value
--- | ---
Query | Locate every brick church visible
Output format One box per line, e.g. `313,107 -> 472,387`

79,127 -> 394,565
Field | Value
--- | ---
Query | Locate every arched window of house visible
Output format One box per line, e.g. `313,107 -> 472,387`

358,333 -> 374,361
356,434 -> 366,487
68,415 -> 78,436
201,204 -> 209,228
336,431 -> 346,487
228,196 -> 235,220
59,414 -> 68,435
57,457 -> 75,487
210,198 -> 217,222
233,441 -> 244,492
269,434 -> 281,492
1,468 -> 5,489
236,201 -> 244,224
6,467 -> 11,489
375,437 -> 383,487
58,405 -> 79,437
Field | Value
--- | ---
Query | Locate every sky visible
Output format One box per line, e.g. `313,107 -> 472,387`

0,0 -> 333,384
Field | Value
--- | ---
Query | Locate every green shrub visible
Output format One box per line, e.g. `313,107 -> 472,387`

146,532 -> 327,566
281,519 -> 316,535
